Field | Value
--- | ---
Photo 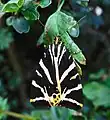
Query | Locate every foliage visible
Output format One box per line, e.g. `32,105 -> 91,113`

0,0 -> 51,33
82,69 -> 110,119
7,16 -> 30,33
37,9 -> 86,65
1,0 -> 87,66
0,28 -> 13,50
83,81 -> 110,108
0,0 -> 110,120
31,107 -> 73,120
0,97 -> 9,119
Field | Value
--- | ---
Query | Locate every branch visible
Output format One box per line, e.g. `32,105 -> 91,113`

57,0 -> 65,12
0,109 -> 36,120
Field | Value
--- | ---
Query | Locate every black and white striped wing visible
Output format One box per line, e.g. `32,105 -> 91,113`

30,42 -> 83,110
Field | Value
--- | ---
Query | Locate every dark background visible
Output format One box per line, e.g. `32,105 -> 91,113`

0,0 -> 110,120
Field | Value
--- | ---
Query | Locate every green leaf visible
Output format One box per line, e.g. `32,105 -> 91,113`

22,9 -> 39,20
31,110 -> 50,120
21,2 -> 39,20
106,111 -> 110,120
12,17 -> 30,33
38,0 -> 52,8
73,52 -> 86,65
44,12 -> 59,45
0,2 -> 4,11
57,11 -> 77,34
43,11 -> 77,45
61,32 -> 86,65
103,76 -> 110,88
75,61 -> 82,75
76,0 -> 89,7
6,16 -> 30,33
17,0 -> 24,8
0,97 -> 9,120
0,28 -> 13,50
89,69 -> 105,80
37,11 -> 86,64
50,107 -> 59,120
2,0 -> 24,12
83,82 -> 110,108
68,24 -> 79,37
2,3 -> 19,12
57,107 -> 70,120
37,33 -> 45,46
6,16 -> 14,26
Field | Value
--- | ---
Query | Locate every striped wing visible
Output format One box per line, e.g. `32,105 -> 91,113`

30,42 -> 83,110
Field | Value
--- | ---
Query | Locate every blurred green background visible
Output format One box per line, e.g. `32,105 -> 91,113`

0,0 -> 110,120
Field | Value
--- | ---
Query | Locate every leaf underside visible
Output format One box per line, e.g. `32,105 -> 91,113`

37,11 -> 86,65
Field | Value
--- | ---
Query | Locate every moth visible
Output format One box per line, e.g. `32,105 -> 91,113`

30,38 -> 83,110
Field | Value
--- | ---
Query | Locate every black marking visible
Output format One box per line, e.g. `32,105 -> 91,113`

29,42 -> 83,110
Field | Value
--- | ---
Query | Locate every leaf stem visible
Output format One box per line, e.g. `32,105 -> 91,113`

82,115 -> 88,120
57,0 -> 61,8
0,109 -> 35,120
38,19 -> 45,27
57,0 -> 65,12
77,15 -> 87,24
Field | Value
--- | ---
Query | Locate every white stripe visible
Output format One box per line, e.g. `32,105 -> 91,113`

63,84 -> 82,98
32,80 -> 42,88
54,43 -> 62,81
60,62 -> 76,83
63,97 -> 82,107
57,42 -> 62,61
32,81 -> 48,97
52,43 -> 61,92
58,46 -> 66,65
36,70 -> 42,77
61,84 -> 83,107
31,80 -> 49,102
62,87 -> 67,95
49,45 -> 53,64
30,97 -> 47,102
69,55 -> 71,59
32,80 -> 46,98
44,52 -> 46,58
39,59 -> 53,84
70,73 -> 79,80
54,57 -> 59,82
52,44 -> 60,88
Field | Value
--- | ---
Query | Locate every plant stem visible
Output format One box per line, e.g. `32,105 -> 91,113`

0,109 -> 35,120
82,115 -> 88,120
38,19 -> 45,27
57,0 -> 61,8
57,0 -> 65,12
